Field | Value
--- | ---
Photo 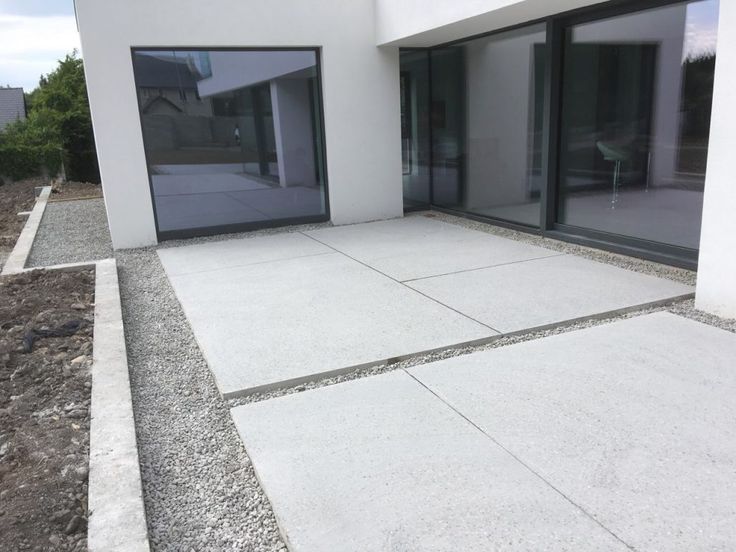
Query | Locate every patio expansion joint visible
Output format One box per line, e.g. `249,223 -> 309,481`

402,368 -> 637,552
399,252 -> 568,283
299,231 -> 504,335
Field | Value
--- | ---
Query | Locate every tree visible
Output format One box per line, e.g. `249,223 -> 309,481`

0,50 -> 100,182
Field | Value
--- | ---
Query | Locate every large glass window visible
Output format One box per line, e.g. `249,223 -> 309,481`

557,0 -> 719,250
132,49 -> 328,236
428,24 -> 548,227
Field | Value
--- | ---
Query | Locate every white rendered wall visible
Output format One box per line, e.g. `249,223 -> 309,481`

376,0 -> 607,47
696,1 -> 736,318
75,0 -> 402,248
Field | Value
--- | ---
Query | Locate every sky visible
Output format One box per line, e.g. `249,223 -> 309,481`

0,0 -> 80,92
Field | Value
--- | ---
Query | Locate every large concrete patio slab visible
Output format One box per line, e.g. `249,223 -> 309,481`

407,253 -> 693,333
159,217 -> 695,396
159,233 -> 495,397
231,371 -> 628,551
410,312 -> 736,551
305,216 -> 560,281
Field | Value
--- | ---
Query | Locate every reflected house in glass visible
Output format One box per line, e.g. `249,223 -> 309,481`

133,49 -> 327,237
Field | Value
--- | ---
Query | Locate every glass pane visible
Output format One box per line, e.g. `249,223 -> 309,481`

557,0 -> 719,249
400,50 -> 431,209
431,24 -> 547,227
133,49 -> 328,234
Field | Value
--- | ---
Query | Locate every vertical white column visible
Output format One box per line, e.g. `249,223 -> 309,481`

695,2 -> 736,318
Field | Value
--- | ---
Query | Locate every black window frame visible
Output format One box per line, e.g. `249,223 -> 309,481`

130,46 -> 331,242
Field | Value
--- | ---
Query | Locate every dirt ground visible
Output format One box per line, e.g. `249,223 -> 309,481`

49,181 -> 103,202
0,178 -> 39,253
0,268 -> 95,552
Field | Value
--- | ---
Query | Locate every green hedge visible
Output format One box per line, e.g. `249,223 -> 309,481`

0,145 -> 63,181
62,148 -> 101,183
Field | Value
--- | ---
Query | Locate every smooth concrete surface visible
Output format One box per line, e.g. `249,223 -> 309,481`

231,370 -> 627,551
407,253 -> 694,333
158,232 -> 331,276
89,259 -> 150,552
410,312 -> 736,551
1,186 -> 50,275
306,216 -> 560,281
696,0 -> 736,318
159,236 -> 495,397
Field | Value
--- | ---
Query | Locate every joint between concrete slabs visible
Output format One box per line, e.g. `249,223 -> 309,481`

1,186 -> 51,275
88,258 -> 150,552
402,368 -> 637,551
220,332 -> 503,400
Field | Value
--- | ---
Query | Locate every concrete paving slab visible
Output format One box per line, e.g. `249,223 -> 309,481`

305,216 -> 560,281
231,370 -> 628,551
407,254 -> 693,333
409,312 -> 736,551
160,249 -> 495,397
158,232 -> 332,276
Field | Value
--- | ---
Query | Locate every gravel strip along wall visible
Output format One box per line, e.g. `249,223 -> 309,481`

27,199 -> 113,268
115,249 -> 286,552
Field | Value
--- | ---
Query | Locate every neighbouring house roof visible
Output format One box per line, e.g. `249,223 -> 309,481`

0,87 -> 26,131
133,54 -> 198,89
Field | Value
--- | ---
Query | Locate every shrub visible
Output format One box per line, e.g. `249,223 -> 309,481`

0,145 -> 62,181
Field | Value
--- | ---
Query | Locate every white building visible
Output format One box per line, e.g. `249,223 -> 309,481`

74,0 -> 735,318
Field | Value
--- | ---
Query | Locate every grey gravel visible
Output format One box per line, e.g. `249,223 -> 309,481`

116,249 -> 286,552
26,199 -> 113,267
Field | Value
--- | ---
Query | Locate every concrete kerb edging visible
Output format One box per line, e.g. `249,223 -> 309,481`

88,258 -> 150,552
1,185 -> 51,275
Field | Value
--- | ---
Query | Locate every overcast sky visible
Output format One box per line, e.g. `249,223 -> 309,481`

0,0 -> 80,92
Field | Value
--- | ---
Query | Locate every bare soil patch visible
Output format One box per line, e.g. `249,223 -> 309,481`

49,181 -> 103,202
0,268 -> 95,552
0,178 -> 40,253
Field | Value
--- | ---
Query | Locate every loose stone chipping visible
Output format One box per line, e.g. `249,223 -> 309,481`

115,249 -> 287,552
26,199 -> 113,268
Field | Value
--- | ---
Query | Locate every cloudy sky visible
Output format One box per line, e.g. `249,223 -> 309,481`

0,0 -> 80,92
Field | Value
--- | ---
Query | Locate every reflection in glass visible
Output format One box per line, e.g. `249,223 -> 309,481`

557,0 -> 719,249
431,25 -> 547,226
133,49 -> 327,234
400,50 -> 431,209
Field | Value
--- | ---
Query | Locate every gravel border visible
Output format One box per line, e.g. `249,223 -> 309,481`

116,249 -> 286,552
26,199 -> 113,268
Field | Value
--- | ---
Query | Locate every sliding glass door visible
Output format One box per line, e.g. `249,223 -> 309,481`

557,0 -> 719,251
403,0 -> 720,265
